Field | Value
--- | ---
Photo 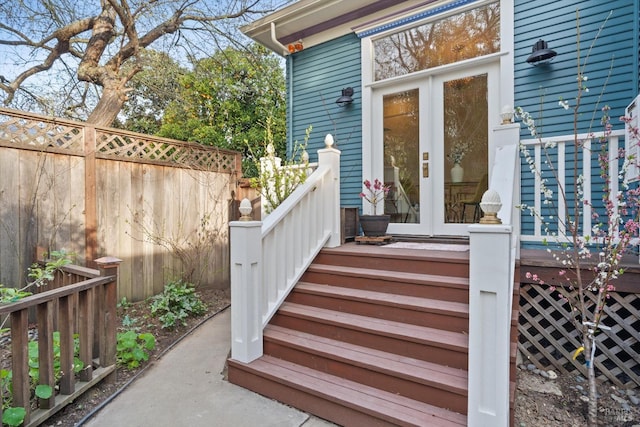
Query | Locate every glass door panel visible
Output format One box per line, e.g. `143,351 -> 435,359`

383,89 -> 420,224
372,63 -> 496,237
443,74 -> 489,224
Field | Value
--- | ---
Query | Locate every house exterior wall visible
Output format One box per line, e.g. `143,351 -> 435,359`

287,33 -> 363,209
283,1 -> 638,237
514,0 -> 639,241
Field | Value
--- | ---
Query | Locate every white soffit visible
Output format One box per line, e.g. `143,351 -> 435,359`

241,0 -> 434,55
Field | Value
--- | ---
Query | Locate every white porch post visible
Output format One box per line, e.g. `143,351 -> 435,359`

318,134 -> 341,248
467,223 -> 513,426
259,143 -> 282,218
229,219 -> 263,363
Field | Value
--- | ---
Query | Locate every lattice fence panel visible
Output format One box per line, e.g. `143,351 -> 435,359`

519,283 -> 640,388
96,131 -> 238,173
0,113 -> 83,152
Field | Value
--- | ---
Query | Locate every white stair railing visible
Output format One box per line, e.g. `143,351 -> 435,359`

467,123 -> 519,426
229,135 -> 341,363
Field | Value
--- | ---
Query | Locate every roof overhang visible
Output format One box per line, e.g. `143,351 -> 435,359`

241,0 -> 435,56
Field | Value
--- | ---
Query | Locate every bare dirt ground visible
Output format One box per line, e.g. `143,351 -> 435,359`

4,287 -> 638,426
515,366 -> 640,427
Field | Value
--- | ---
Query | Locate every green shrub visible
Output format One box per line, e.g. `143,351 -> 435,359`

27,332 -> 84,386
150,280 -> 207,329
116,330 -> 156,369
2,406 -> 26,426
1,331 -> 79,425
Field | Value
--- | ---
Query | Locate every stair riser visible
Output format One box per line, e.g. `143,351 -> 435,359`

264,339 -> 468,415
313,252 -> 469,277
287,291 -> 469,333
271,314 -> 468,370
300,271 -> 469,304
228,364 -> 399,427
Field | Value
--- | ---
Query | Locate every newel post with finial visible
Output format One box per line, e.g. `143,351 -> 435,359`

466,123 -> 519,426
317,133 -> 341,248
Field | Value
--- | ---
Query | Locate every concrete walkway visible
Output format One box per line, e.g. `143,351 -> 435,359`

84,308 -> 336,427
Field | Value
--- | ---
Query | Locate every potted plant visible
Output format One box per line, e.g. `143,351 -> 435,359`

447,141 -> 471,183
359,178 -> 391,236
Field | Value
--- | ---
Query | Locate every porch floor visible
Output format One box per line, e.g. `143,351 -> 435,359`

341,237 -> 639,293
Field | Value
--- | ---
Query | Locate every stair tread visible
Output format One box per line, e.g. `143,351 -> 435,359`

307,263 -> 469,287
295,282 -> 469,318
236,355 -> 467,426
279,302 -> 469,350
265,324 -> 468,393
319,244 -> 470,263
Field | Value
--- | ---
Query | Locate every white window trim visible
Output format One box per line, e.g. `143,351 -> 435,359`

360,0 -> 514,207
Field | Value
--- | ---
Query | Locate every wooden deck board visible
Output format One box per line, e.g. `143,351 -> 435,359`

295,282 -> 469,317
231,356 -> 467,427
265,324 -> 468,389
278,302 -> 469,351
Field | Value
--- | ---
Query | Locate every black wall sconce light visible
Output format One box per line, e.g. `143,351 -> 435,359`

526,39 -> 557,66
336,87 -> 354,106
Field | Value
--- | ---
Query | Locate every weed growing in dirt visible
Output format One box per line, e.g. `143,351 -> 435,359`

150,280 -> 207,329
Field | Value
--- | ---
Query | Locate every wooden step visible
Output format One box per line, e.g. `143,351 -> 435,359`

228,355 -> 467,427
289,282 -> 469,333
313,244 -> 470,277
264,325 -> 468,414
271,302 -> 469,369
302,264 -> 470,303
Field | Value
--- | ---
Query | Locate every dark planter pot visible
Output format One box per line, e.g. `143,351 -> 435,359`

359,215 -> 390,237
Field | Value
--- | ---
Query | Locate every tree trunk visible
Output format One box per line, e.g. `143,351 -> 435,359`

86,86 -> 125,127
585,338 -> 598,426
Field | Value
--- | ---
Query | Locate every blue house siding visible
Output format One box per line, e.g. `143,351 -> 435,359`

515,1 -> 637,136
287,33 -> 363,208
514,0 -> 639,242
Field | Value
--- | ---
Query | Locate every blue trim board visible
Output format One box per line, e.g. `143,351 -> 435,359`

356,0 -> 482,38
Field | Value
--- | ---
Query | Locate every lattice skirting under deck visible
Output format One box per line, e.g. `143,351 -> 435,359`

518,283 -> 640,388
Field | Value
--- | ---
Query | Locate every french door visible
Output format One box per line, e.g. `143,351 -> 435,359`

372,63 -> 499,236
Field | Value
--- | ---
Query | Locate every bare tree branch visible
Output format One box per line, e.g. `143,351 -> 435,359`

0,0 -> 280,125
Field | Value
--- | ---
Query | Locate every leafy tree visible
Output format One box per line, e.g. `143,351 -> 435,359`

0,0 -> 284,126
158,44 -> 286,176
114,50 -> 187,134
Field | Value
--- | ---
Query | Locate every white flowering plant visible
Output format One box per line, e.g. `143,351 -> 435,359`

446,141 -> 471,165
514,11 -> 639,426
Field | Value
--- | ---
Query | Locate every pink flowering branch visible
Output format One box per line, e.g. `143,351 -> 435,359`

359,178 -> 390,215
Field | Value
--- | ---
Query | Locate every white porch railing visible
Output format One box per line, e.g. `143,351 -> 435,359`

467,123 -> 520,426
229,135 -> 341,363
519,129 -> 625,244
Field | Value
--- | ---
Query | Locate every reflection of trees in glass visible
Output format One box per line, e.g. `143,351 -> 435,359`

444,75 -> 488,180
383,90 -> 419,205
374,2 -> 500,80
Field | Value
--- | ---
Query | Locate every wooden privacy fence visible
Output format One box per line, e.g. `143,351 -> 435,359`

0,107 -> 242,300
0,257 -> 120,427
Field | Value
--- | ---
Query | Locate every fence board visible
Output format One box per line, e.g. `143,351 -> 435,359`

144,163 -> 161,297
0,148 -> 20,283
18,149 -> 40,280
1,108 -> 239,300
36,154 -> 55,254
163,167 -> 179,283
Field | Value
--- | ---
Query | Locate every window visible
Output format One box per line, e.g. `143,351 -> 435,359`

625,94 -> 640,182
372,2 -> 500,81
